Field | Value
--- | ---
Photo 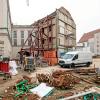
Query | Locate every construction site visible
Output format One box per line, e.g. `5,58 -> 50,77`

0,0 -> 100,100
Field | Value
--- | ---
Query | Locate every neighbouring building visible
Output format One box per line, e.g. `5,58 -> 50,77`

77,29 -> 100,56
31,7 -> 76,57
12,25 -> 33,58
94,29 -> 100,55
0,0 -> 12,57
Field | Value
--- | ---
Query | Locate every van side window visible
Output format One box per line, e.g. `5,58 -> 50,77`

73,54 -> 78,60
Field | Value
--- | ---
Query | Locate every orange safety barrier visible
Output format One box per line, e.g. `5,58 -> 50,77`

44,51 -> 49,58
44,50 -> 57,58
48,58 -> 58,66
43,50 -> 58,66
48,50 -> 57,58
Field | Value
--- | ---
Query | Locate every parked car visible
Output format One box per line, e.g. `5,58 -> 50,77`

58,51 -> 92,68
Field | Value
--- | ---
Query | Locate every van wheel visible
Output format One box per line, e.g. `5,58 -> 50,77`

60,65 -> 64,68
86,62 -> 90,67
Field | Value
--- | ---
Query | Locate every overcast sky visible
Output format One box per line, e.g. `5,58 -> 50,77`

9,0 -> 100,42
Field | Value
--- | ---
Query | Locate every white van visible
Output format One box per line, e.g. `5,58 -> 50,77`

58,51 -> 92,68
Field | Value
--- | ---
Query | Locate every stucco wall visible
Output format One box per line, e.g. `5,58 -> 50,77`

0,0 -> 8,28
94,32 -> 100,55
12,26 -> 33,58
0,35 -> 12,57
57,10 -> 76,48
0,0 -> 12,57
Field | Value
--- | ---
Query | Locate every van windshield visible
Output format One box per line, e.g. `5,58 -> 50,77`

62,54 -> 74,59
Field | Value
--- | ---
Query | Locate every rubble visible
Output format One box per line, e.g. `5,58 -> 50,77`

43,92 -> 74,100
15,93 -> 40,100
2,93 -> 40,100
1,75 -> 40,100
0,67 -> 100,100
93,75 -> 100,84
75,68 -> 96,75
2,96 -> 13,100
37,70 -> 80,89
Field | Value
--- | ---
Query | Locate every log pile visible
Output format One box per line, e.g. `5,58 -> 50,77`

37,70 -> 80,89
36,74 -> 50,83
75,68 -> 96,75
94,75 -> 100,84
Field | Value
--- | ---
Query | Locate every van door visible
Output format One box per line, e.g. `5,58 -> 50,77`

72,54 -> 79,64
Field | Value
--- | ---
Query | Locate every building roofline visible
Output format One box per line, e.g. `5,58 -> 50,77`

84,28 -> 100,34
78,28 -> 100,43
31,6 -> 75,26
12,25 -> 33,28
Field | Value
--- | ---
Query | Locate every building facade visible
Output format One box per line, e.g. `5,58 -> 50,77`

78,29 -> 100,56
0,0 -> 12,57
12,25 -> 33,58
94,31 -> 100,55
32,7 -> 76,57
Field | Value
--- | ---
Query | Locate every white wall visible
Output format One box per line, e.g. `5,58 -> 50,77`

94,32 -> 100,55
0,0 -> 7,29
0,36 -> 12,57
12,26 -> 33,58
12,27 -> 32,46
0,0 -> 12,57
76,38 -> 94,55
88,38 -> 94,54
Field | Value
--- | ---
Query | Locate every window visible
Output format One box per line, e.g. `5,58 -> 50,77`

13,39 -> 17,46
62,54 -> 74,59
13,31 -> 17,46
66,30 -> 72,35
41,28 -> 44,33
49,37 -> 52,42
0,47 -> 4,55
59,20 -> 64,27
72,54 -> 78,60
21,31 -> 24,38
59,26 -> 64,34
13,31 -> 17,38
48,26 -> 52,31
21,39 -> 24,46
21,31 -> 24,46
59,34 -> 64,45
59,12 -> 64,21
68,18 -> 72,25
42,38 -> 45,44
67,25 -> 72,31
65,16 -> 68,22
